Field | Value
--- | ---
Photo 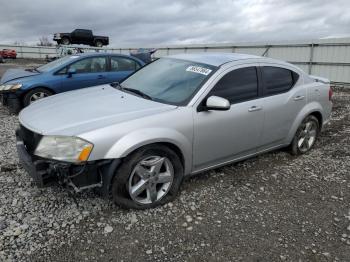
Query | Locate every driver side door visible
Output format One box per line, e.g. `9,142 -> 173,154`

192,65 -> 264,172
59,56 -> 108,92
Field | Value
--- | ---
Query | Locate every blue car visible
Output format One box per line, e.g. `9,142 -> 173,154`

0,53 -> 145,113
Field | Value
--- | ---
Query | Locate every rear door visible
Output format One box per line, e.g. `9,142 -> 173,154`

59,56 -> 108,92
192,65 -> 264,171
105,56 -> 141,83
72,29 -> 93,44
257,64 -> 306,150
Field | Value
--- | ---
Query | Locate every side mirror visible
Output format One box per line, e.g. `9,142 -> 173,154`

204,96 -> 230,111
67,68 -> 76,78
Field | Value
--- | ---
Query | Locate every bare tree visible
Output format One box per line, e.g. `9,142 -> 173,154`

13,41 -> 27,46
38,36 -> 53,46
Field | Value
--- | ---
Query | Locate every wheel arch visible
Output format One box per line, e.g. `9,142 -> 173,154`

94,39 -> 103,46
60,36 -> 71,42
125,141 -> 185,170
286,102 -> 325,144
103,128 -> 192,175
21,86 -> 56,98
309,111 -> 323,130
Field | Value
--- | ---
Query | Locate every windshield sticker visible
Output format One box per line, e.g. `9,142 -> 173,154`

186,66 -> 212,76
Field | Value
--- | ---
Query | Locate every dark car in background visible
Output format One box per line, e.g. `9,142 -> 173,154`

0,53 -> 144,113
53,29 -> 109,47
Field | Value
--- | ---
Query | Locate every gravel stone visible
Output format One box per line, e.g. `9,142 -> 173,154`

185,215 -> 193,223
0,63 -> 350,261
104,225 -> 113,234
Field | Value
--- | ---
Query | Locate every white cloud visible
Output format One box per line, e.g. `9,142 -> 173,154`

0,0 -> 349,46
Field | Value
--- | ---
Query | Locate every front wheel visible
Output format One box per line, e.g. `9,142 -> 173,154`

112,145 -> 184,209
23,88 -> 53,107
290,115 -> 320,155
61,37 -> 70,45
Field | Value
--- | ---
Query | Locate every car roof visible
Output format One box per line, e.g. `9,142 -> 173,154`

70,52 -> 145,64
167,52 -> 265,67
73,52 -> 129,58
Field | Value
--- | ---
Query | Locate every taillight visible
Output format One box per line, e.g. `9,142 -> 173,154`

329,87 -> 333,101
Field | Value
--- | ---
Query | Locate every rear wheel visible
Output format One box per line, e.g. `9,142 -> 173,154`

290,115 -> 319,155
95,40 -> 103,47
23,88 -> 53,107
112,145 -> 184,209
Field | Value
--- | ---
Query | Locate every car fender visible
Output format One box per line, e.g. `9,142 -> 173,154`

104,128 -> 192,175
286,101 -> 324,144
18,84 -> 55,96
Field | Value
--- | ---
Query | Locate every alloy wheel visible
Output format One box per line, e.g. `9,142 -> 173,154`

29,92 -> 49,104
297,120 -> 317,153
128,156 -> 174,205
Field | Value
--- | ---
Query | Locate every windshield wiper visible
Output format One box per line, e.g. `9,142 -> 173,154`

110,82 -> 152,100
26,68 -> 40,73
123,87 -> 153,100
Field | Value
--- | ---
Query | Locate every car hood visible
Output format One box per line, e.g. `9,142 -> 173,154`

0,68 -> 39,84
19,85 -> 177,136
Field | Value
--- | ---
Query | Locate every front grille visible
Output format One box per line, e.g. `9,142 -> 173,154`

18,125 -> 43,154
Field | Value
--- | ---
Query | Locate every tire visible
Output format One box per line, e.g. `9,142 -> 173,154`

112,145 -> 184,209
61,37 -> 70,45
95,40 -> 103,47
23,88 -> 53,107
290,115 -> 320,155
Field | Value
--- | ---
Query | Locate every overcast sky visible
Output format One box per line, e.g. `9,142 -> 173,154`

0,0 -> 349,47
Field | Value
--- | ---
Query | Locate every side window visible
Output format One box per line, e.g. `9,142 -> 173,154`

57,67 -> 68,74
111,57 -> 139,72
261,66 -> 299,96
69,57 -> 107,73
209,67 -> 258,104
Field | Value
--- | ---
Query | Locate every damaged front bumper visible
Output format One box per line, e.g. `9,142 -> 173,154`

0,92 -> 22,113
15,129 -> 121,197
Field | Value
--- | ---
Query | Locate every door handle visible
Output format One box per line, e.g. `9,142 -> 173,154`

293,95 -> 305,101
248,106 -> 262,112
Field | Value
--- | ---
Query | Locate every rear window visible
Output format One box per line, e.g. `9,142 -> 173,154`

111,57 -> 140,71
261,66 -> 299,96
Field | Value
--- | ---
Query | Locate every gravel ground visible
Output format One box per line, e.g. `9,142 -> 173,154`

0,63 -> 349,261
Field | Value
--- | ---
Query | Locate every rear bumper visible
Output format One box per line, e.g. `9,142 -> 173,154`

15,129 -> 121,196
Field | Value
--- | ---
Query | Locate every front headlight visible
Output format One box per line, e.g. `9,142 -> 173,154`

0,83 -> 22,91
34,136 -> 93,163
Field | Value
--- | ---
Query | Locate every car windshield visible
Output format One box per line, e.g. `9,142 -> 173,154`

36,55 -> 80,72
122,58 -> 217,106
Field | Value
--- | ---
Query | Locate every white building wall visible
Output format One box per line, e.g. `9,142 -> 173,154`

1,37 -> 350,83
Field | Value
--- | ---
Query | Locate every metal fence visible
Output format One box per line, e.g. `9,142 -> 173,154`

1,37 -> 350,83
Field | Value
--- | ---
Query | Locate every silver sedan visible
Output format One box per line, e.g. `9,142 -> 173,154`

16,53 -> 333,209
